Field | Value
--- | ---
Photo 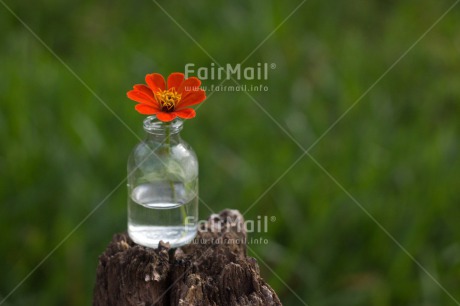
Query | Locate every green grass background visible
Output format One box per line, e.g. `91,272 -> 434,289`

1,0 -> 460,305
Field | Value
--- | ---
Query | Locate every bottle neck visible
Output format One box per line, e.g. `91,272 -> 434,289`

143,116 -> 183,142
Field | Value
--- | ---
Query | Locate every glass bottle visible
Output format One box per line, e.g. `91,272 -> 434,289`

127,116 -> 198,248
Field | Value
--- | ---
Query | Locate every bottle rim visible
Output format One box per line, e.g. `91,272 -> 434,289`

143,116 -> 184,135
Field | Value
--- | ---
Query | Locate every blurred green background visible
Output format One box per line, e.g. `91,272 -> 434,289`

1,0 -> 460,305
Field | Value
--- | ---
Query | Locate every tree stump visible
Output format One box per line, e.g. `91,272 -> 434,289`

93,209 -> 282,306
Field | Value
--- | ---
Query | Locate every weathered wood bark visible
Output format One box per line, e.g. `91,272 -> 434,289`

93,209 -> 282,306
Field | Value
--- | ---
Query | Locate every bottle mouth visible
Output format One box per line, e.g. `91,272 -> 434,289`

143,116 -> 184,135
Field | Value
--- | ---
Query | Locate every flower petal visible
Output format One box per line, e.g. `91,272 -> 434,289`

176,90 -> 206,109
135,104 -> 160,115
127,90 -> 158,106
174,108 -> 196,119
177,77 -> 201,94
156,112 -> 177,122
145,73 -> 166,94
167,73 -> 185,90
133,84 -> 155,100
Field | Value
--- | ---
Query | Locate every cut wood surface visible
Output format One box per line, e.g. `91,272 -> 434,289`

93,209 -> 282,306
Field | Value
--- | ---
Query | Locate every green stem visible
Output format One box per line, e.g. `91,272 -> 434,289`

165,122 -> 188,226
165,122 -> 175,200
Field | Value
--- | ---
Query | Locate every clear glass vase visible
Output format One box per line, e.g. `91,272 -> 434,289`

127,116 -> 198,248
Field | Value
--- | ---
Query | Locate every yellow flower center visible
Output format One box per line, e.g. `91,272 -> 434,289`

155,89 -> 182,112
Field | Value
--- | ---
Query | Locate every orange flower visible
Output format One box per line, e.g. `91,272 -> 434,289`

127,72 -> 206,122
